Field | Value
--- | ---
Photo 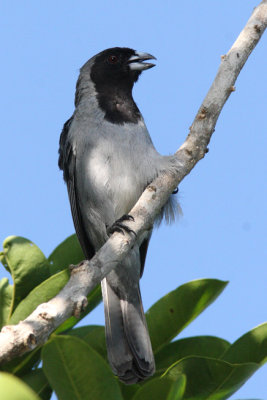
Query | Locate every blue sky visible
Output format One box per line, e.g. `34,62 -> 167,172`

1,1 -> 266,398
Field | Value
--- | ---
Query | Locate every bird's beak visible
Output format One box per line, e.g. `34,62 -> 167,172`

128,51 -> 156,71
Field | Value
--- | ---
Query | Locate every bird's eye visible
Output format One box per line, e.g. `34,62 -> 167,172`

108,55 -> 118,64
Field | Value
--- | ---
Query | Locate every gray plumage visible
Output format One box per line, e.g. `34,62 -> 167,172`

59,47 -> 178,384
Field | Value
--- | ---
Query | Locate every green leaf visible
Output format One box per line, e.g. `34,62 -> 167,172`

222,322 -> 267,365
132,374 -> 186,400
131,376 -> 174,400
119,382 -> 141,400
66,325 -> 143,400
155,336 -> 230,370
0,278 -> 13,328
48,234 -> 84,275
47,234 -> 102,334
55,285 -> 102,334
0,372 -> 41,400
164,356 -> 259,400
146,279 -> 228,352
1,348 -> 41,376
21,369 -> 52,400
9,269 -> 70,325
67,325 -> 107,359
167,374 -> 186,400
0,236 -> 50,310
42,335 -> 123,400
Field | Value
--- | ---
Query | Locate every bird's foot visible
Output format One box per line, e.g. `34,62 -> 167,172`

107,214 -> 136,237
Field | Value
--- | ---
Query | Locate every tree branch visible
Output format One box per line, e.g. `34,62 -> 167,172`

0,0 -> 266,364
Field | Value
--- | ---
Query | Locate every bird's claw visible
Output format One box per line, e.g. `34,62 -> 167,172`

107,214 -> 136,237
117,214 -> 135,223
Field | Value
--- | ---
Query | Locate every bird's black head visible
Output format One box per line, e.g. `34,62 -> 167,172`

89,47 -> 156,125
90,47 -> 156,87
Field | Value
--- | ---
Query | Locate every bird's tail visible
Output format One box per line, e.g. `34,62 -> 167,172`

101,277 -> 155,384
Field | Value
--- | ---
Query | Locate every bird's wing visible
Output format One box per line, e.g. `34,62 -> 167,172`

59,117 -> 95,260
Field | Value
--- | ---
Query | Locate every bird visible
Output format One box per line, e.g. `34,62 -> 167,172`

58,47 -> 178,384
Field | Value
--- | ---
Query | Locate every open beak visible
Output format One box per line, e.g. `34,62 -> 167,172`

128,51 -> 156,71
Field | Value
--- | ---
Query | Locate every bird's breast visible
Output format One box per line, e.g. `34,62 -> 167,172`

86,146 -> 144,219
74,118 -> 160,222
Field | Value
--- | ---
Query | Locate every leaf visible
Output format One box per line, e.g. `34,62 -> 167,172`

155,336 -> 230,370
1,348 -> 41,376
67,325 -> 107,359
47,234 -> 102,334
0,278 -> 13,328
221,322 -> 267,366
131,376 -> 175,400
69,326 -> 142,400
21,369 -> 52,400
132,374 -> 186,400
0,371 -> 41,400
146,279 -> 228,352
164,356 -> 259,400
0,236 -> 50,310
167,374 -> 186,400
48,234 -> 84,275
42,335 -> 123,400
7,262 -> 101,333
119,382 -> 141,400
55,285 -> 102,334
9,269 -> 70,325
